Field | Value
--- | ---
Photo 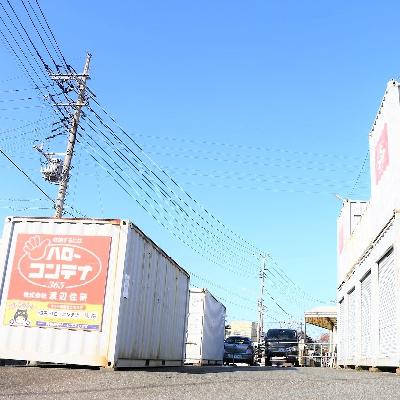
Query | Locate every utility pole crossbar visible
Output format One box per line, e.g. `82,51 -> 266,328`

53,53 -> 91,218
50,74 -> 89,80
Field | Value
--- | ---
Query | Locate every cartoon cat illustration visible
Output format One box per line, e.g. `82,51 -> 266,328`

9,309 -> 30,326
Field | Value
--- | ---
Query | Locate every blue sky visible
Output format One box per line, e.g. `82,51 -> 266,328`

0,0 -> 399,337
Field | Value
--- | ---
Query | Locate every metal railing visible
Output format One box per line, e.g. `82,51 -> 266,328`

299,342 -> 337,368
255,341 -> 337,368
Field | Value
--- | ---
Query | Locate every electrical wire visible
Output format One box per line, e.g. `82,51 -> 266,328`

0,1 -> 333,319
79,117 -> 258,275
132,132 -> 367,162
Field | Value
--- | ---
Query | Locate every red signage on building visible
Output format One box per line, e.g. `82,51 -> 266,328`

338,224 -> 344,254
375,123 -> 389,185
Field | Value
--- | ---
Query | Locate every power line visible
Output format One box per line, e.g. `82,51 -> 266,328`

132,132 -> 367,162
0,85 -> 49,93
0,146 -> 54,204
145,149 -> 366,175
32,0 -> 69,69
0,2 -> 331,319
78,113 -> 260,271
77,132 -> 257,279
20,0 -> 58,69
348,150 -> 370,198
87,103 -> 260,256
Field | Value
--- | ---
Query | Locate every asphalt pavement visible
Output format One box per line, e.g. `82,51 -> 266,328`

0,365 -> 399,400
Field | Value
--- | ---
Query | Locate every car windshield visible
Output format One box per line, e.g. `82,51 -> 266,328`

266,329 -> 297,340
225,337 -> 250,344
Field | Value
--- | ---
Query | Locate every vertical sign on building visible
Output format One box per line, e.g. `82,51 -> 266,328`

338,224 -> 344,254
3,234 -> 112,331
375,123 -> 389,185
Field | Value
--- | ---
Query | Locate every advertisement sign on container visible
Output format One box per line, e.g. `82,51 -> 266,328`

3,233 -> 111,331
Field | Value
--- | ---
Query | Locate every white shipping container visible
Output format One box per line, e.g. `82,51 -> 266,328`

0,217 -> 190,368
185,288 -> 226,365
338,81 -> 400,284
337,81 -> 400,368
337,212 -> 400,368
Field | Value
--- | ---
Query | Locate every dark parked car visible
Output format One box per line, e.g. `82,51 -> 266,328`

223,336 -> 255,365
264,328 -> 298,366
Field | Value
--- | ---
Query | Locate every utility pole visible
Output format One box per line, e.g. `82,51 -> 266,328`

257,255 -> 267,350
52,53 -> 91,218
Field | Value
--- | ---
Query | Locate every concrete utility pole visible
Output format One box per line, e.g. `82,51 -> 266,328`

53,53 -> 91,218
257,255 -> 267,348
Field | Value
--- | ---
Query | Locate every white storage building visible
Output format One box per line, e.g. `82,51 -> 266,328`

226,320 -> 258,343
337,80 -> 400,368
0,217 -> 190,368
185,288 -> 226,365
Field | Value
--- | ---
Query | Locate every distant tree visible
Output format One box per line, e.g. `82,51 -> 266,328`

317,332 -> 330,343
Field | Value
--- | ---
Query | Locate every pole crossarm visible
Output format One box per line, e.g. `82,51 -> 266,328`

50,74 -> 89,81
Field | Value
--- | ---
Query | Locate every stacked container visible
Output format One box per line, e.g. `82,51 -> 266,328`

0,217 -> 189,368
337,80 -> 400,368
185,288 -> 226,365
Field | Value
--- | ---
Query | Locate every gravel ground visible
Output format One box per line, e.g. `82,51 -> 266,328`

0,365 -> 399,400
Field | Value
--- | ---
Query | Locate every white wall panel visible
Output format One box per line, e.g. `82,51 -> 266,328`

378,251 -> 397,360
360,271 -> 372,358
347,288 -> 356,363
185,288 -> 225,364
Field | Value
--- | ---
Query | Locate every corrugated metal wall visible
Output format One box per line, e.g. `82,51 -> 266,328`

338,299 -> 345,365
347,288 -> 356,363
114,224 -> 189,364
337,220 -> 400,367
378,250 -> 396,360
360,271 -> 372,358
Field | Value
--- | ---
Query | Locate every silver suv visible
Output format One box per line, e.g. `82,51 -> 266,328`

223,336 -> 255,366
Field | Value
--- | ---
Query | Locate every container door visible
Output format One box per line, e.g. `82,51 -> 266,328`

202,292 -> 225,362
360,271 -> 372,359
185,291 -> 204,361
347,288 -> 356,364
338,298 -> 346,364
378,249 -> 397,360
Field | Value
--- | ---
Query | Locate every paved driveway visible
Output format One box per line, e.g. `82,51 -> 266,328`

0,365 -> 399,400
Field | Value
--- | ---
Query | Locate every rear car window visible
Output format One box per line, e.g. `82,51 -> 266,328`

225,337 -> 250,344
266,329 -> 297,340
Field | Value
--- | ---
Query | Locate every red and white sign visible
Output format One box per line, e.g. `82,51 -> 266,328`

4,234 -> 112,330
375,123 -> 389,185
